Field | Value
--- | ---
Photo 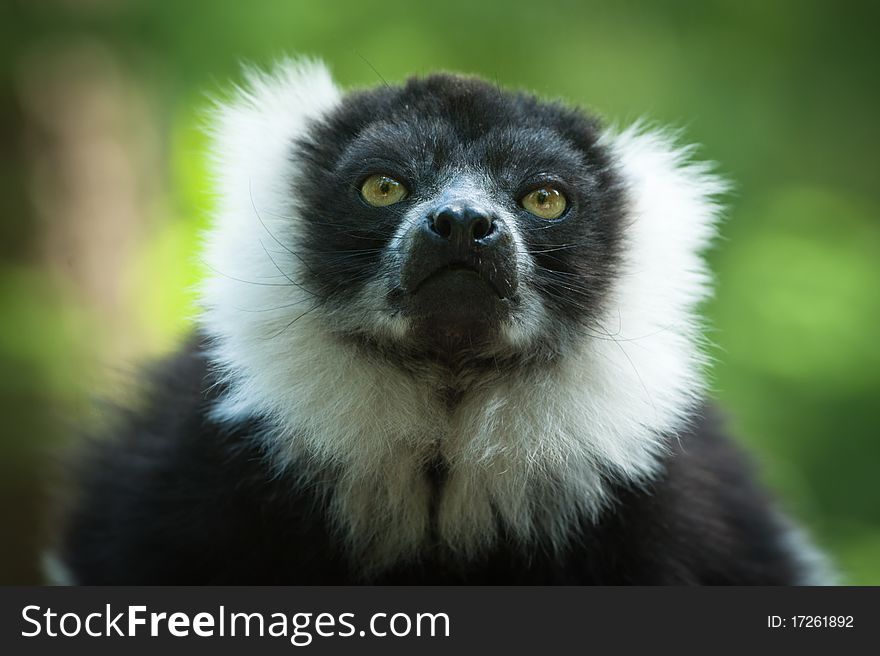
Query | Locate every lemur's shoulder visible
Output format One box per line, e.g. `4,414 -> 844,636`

53,340 -> 347,584
582,409 -> 816,584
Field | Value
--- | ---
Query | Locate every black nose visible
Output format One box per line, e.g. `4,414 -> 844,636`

401,201 -> 517,302
428,204 -> 496,245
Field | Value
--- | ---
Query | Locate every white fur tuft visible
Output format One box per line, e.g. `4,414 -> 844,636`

777,516 -> 839,585
42,551 -> 76,586
200,62 -> 726,571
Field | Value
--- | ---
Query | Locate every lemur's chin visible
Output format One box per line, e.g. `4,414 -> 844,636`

405,268 -> 512,352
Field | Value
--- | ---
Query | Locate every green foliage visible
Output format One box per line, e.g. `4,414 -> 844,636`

3,0 -> 877,583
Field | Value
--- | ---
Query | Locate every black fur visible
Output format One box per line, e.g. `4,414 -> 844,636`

55,341 -> 806,584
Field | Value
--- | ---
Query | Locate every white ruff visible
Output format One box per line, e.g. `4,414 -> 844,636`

199,60 -> 725,570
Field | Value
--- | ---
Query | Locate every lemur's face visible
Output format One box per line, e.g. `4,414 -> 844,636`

291,75 -> 626,363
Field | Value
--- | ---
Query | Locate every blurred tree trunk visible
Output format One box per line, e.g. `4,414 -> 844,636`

1,35 -> 164,584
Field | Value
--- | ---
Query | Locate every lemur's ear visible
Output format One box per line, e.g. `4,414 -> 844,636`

200,58 -> 342,323
603,125 -> 726,322
208,58 -> 341,235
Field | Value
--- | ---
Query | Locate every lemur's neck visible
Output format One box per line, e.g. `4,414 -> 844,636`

208,317 -> 683,572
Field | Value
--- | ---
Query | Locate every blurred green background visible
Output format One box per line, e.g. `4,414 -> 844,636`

1,0 -> 877,584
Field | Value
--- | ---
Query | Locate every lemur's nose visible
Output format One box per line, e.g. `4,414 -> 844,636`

400,199 -> 517,301
427,204 -> 497,249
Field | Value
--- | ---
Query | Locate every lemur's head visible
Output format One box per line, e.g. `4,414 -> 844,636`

290,73 -> 625,364
201,60 -> 724,559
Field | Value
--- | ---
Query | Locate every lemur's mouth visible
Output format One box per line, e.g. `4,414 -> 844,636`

398,258 -> 515,341
410,262 -> 504,299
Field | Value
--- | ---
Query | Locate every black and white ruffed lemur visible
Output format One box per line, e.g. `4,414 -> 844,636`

47,59 -> 833,585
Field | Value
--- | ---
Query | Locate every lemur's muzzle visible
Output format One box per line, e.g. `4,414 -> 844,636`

399,201 -> 518,327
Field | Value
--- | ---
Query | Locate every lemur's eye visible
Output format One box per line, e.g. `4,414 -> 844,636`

521,187 -> 567,219
361,174 -> 408,207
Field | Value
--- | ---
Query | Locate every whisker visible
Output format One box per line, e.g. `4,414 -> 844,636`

264,303 -> 324,340
200,259 -> 304,288
249,178 -> 321,277
235,300 -> 312,314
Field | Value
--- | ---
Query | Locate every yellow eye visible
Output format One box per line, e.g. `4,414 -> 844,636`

521,187 -> 567,219
360,174 -> 408,207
